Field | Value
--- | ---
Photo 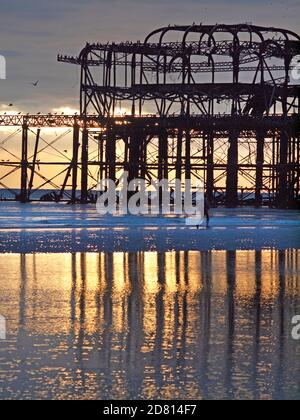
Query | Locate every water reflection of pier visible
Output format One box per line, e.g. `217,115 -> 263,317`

1,249 -> 299,399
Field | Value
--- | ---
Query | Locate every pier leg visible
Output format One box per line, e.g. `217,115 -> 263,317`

106,133 -> 116,183
158,129 -> 168,181
255,130 -> 265,207
185,130 -> 191,181
28,129 -> 41,201
124,137 -> 129,173
296,135 -> 300,204
141,135 -> 147,180
206,130 -> 214,203
226,130 -> 239,207
20,124 -> 28,203
81,128 -> 89,204
176,129 -> 183,181
278,129 -> 289,208
129,132 -> 140,181
71,124 -> 80,203
158,129 -> 168,209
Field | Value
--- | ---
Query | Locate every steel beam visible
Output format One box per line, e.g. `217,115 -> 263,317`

255,130 -> 266,207
28,129 -> 41,200
81,128 -> 89,203
71,124 -> 80,203
278,129 -> 289,208
20,124 -> 28,203
226,130 -> 239,207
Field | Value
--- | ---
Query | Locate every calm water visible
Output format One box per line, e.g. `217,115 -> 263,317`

0,250 -> 299,400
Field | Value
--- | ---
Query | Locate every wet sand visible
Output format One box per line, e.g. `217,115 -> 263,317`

0,203 -> 299,400
0,250 -> 299,400
0,203 -> 299,253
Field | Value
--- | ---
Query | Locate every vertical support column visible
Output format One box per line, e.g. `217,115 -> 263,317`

271,132 -> 276,203
278,57 -> 290,208
140,135 -> 147,180
71,124 -> 80,204
185,130 -> 191,181
98,134 -> 105,182
124,137 -> 129,173
131,54 -> 136,116
290,135 -> 295,203
158,129 -> 168,210
255,130 -> 265,207
176,129 -> 183,181
206,130 -> 214,203
106,133 -> 116,183
28,128 -> 41,201
81,127 -> 89,204
20,123 -> 28,203
127,131 -> 143,210
226,129 -> 239,207
278,129 -> 289,208
296,134 -> 300,205
129,131 -> 140,181
158,129 -> 168,181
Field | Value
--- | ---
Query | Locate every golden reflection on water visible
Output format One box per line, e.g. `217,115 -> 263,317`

0,250 -> 299,400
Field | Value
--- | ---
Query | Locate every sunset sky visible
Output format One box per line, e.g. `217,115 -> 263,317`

0,0 -> 299,113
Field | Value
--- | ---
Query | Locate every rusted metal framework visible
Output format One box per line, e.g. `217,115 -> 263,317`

57,24 -> 300,207
0,115 -> 105,203
0,24 -> 299,206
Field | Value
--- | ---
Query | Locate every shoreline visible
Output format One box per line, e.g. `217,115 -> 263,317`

0,203 -> 299,253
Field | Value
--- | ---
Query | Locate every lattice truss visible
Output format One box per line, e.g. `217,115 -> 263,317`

57,24 -> 300,207
0,24 -> 299,206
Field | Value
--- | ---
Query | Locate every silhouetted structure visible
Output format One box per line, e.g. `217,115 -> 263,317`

0,24 -> 299,207
58,24 -> 300,208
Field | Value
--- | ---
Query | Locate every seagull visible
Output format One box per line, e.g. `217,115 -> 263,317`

31,80 -> 39,87
8,103 -> 13,107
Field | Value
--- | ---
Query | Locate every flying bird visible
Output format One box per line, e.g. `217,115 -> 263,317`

31,80 -> 39,87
